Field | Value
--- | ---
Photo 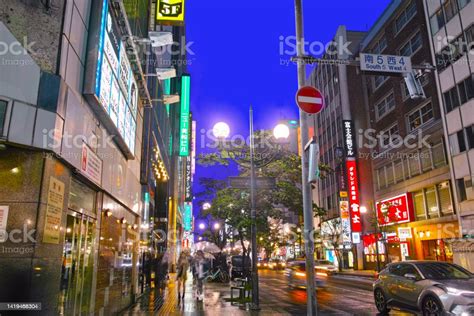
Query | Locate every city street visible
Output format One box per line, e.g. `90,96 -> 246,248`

1,0 -> 474,314
123,270 -> 414,315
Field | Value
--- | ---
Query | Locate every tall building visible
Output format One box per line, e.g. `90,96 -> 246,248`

360,0 -> 458,270
0,0 -> 189,313
308,26 -> 372,270
423,0 -> 474,269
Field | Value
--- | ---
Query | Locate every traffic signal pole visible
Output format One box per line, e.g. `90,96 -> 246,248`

294,0 -> 318,315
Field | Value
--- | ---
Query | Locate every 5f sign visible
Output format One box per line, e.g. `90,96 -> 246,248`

157,0 -> 185,24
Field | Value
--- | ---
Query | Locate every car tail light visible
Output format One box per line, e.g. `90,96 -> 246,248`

375,271 -> 379,279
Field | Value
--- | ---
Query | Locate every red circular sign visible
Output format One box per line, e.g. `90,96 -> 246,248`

295,86 -> 324,114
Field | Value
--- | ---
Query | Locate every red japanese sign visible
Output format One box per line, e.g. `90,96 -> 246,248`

346,159 -> 362,232
376,193 -> 414,226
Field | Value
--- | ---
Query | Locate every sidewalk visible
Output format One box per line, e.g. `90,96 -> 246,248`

121,273 -> 255,315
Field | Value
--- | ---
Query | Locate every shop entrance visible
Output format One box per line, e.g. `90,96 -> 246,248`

58,210 -> 96,315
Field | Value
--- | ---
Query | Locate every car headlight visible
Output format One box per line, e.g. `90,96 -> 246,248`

447,287 -> 474,296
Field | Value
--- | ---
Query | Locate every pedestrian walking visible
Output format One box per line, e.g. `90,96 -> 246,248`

193,250 -> 208,301
176,251 -> 190,299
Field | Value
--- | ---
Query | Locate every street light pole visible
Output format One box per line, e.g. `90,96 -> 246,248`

294,0 -> 318,315
249,105 -> 260,309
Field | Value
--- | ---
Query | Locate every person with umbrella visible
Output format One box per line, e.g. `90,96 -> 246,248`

193,250 -> 209,301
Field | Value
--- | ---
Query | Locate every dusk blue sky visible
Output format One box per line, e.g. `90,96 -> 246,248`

186,0 -> 392,211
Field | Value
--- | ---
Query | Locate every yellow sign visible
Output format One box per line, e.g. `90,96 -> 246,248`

156,0 -> 185,24
43,177 -> 65,244
339,191 -> 348,198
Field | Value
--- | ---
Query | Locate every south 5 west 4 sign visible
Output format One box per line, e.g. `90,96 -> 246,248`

360,53 -> 412,74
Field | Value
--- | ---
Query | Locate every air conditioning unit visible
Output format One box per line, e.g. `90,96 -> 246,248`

156,68 -> 176,80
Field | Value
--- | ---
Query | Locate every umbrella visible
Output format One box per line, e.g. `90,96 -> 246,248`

203,252 -> 215,259
194,241 -> 221,253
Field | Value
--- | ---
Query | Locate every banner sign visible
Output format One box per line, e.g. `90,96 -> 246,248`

346,160 -> 362,232
183,202 -> 192,231
81,143 -> 103,185
376,193 -> 414,226
43,177 -> 65,244
179,75 -> 191,156
185,155 -> 192,202
340,201 -> 352,244
94,2 -> 138,154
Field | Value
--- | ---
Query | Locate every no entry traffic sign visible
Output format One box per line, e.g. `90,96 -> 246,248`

295,86 -> 324,114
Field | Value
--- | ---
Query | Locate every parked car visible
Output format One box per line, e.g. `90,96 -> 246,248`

373,261 -> 474,315
229,255 -> 251,280
268,259 -> 286,270
314,259 -> 337,275
285,260 -> 327,288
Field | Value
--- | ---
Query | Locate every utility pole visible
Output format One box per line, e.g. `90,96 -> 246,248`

249,105 -> 260,309
294,0 -> 317,315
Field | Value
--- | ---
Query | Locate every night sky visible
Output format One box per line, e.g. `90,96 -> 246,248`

186,0 -> 392,214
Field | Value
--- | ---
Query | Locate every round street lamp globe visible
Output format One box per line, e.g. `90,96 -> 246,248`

199,223 -> 206,230
202,202 -> 211,210
212,122 -> 230,139
213,223 -> 220,230
273,123 -> 290,140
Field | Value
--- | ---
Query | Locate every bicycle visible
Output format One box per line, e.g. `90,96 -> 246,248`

204,267 -> 230,283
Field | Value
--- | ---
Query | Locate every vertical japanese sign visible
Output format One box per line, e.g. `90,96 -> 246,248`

185,155 -> 192,202
183,202 -> 192,231
179,75 -> 190,156
43,177 -> 65,244
346,160 -> 362,232
343,120 -> 356,158
191,121 -> 196,175
0,206 -> 9,242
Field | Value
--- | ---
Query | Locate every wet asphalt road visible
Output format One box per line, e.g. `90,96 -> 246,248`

258,269 -> 413,315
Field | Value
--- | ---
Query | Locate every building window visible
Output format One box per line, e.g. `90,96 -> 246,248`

0,100 -> 7,136
432,141 -> 447,167
394,160 -> 404,183
438,181 -> 453,215
456,178 -> 467,202
466,125 -> 474,149
421,148 -> 432,172
413,190 -> 426,220
380,124 -> 399,148
458,0 -> 471,10
466,24 -> 474,46
457,74 -> 474,105
407,102 -> 434,131
443,86 -> 461,112
377,168 -> 386,189
426,187 -> 439,218
449,130 -> 467,154
374,75 -> 389,90
430,8 -> 446,35
409,154 -> 421,176
399,31 -> 423,56
375,92 -> 395,120
372,36 -> 387,54
443,0 -> 459,22
386,164 -> 395,185
394,1 -> 417,34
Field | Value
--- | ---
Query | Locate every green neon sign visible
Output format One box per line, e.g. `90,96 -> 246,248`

179,75 -> 190,156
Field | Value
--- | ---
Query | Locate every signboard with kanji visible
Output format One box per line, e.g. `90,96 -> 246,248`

376,193 -> 414,226
360,53 -> 412,74
346,160 -> 362,232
